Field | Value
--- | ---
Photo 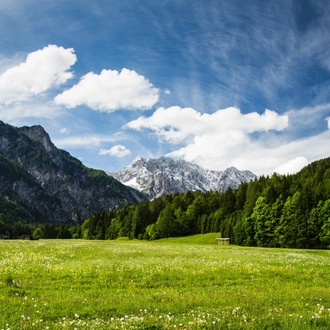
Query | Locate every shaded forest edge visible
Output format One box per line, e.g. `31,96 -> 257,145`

2,156 -> 330,249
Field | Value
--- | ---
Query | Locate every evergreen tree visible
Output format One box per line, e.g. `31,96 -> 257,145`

131,201 -> 152,239
252,197 -> 272,247
319,200 -> 330,247
156,204 -> 177,238
275,192 -> 300,247
221,188 -> 236,216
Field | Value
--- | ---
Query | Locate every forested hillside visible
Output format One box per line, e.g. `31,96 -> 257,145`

0,121 -> 144,228
82,156 -> 330,249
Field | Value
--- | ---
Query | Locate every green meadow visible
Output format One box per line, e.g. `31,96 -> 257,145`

1,235 -> 330,329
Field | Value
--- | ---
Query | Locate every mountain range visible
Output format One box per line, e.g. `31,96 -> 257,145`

0,121 -> 256,224
0,121 -> 143,224
109,156 -> 257,199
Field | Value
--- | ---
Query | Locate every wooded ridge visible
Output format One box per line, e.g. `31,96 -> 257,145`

81,156 -> 330,249
2,122 -> 330,249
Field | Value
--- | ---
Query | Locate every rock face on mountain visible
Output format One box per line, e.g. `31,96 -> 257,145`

109,156 -> 257,199
0,121 -> 144,223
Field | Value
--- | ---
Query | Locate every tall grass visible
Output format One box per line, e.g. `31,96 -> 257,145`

155,233 -> 220,244
1,238 -> 330,329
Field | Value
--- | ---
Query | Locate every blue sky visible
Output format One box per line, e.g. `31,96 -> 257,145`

1,0 -> 330,175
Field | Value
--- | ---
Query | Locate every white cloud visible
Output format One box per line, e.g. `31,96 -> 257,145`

60,128 -> 69,134
274,157 -> 309,175
124,105 -> 330,175
0,45 -> 76,104
164,89 -> 171,95
99,145 -> 131,157
54,68 -> 159,112
0,100 -> 66,123
53,135 -> 117,149
125,106 -> 288,144
326,117 -> 330,129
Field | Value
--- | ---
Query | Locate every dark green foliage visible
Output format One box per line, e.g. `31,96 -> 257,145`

3,150 -> 330,248
0,220 -> 80,239
0,196 -> 37,224
131,201 -> 152,238
251,197 -> 271,246
79,156 -> 330,249
155,204 -> 176,238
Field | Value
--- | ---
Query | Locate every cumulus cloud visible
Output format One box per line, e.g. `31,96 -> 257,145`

274,157 -> 309,175
125,105 -> 288,144
124,107 -> 320,174
0,45 -> 76,104
99,145 -> 131,157
54,68 -> 159,111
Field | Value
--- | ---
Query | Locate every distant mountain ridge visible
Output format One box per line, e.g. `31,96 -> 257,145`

0,121 -> 144,224
109,156 -> 257,199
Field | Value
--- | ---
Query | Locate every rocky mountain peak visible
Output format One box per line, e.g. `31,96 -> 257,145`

20,125 -> 55,153
0,121 -> 145,223
110,156 -> 257,200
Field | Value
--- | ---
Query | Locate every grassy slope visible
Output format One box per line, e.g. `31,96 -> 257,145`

154,233 -> 221,244
1,239 -> 330,329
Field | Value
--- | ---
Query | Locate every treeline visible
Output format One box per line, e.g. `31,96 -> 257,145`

0,219 -> 81,239
0,197 -> 81,239
82,157 -> 330,249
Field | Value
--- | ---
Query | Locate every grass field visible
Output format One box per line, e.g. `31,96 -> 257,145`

1,235 -> 330,329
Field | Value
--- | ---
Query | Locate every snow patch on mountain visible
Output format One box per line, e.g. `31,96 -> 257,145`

109,156 -> 257,200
